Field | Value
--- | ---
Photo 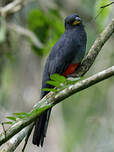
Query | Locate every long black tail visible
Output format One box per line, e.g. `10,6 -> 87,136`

32,108 -> 51,146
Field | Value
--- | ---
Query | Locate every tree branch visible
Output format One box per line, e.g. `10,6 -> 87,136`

7,23 -> 43,49
0,0 -> 43,49
0,0 -> 25,17
0,124 -> 34,152
0,66 -> 114,147
100,2 -> 114,8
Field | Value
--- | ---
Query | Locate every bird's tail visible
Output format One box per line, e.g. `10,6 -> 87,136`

32,109 -> 51,147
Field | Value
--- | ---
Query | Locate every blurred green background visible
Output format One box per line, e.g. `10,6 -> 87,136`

0,0 -> 114,151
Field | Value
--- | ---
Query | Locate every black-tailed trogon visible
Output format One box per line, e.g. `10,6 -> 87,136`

33,13 -> 87,147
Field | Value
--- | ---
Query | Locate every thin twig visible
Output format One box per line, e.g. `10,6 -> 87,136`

0,124 -> 34,152
100,2 -> 114,8
94,8 -> 104,20
0,0 -> 25,17
7,23 -> 43,48
1,123 -> 6,138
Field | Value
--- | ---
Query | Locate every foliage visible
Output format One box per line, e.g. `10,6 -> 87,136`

42,73 -> 82,92
27,8 -> 64,56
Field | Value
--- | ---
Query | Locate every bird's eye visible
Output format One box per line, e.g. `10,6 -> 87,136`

72,17 -> 81,25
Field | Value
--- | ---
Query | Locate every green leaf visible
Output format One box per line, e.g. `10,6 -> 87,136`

3,121 -> 13,125
7,116 -> 16,121
42,88 -> 57,92
46,80 -> 61,88
50,74 -> 66,83
13,112 -> 29,119
13,112 -> 27,115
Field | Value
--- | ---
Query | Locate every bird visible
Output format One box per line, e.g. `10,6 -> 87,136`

32,13 -> 87,147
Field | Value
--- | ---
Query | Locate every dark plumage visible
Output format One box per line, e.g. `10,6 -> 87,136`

33,13 -> 87,147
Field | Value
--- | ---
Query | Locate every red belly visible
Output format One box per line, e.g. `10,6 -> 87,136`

62,63 -> 79,76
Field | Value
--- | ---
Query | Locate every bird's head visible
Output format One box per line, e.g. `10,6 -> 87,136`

65,14 -> 82,30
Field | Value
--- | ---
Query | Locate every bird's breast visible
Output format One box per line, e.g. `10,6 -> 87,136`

71,48 -> 85,64
68,30 -> 86,64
